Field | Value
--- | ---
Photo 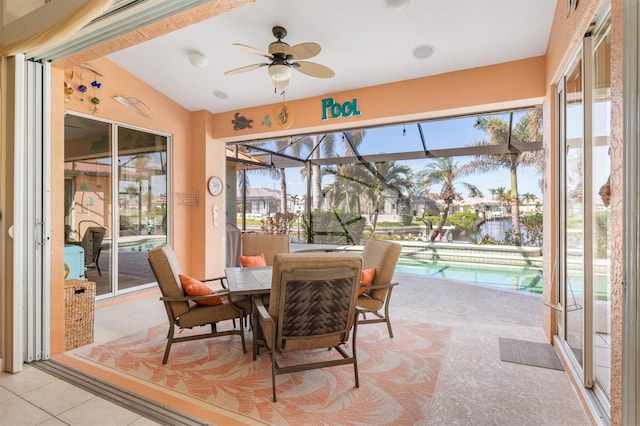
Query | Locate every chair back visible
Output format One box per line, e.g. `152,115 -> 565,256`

362,239 -> 402,301
148,245 -> 190,318
241,233 -> 290,266
269,252 -> 362,352
81,226 -> 106,265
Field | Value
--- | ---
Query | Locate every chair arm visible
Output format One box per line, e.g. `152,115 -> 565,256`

361,281 -> 399,291
199,276 -> 228,289
254,298 -> 275,348
253,297 -> 271,321
161,288 -> 231,303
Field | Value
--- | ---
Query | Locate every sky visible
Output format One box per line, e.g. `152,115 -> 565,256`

246,112 -> 544,200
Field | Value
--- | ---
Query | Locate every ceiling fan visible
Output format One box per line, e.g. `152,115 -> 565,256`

224,26 -> 335,90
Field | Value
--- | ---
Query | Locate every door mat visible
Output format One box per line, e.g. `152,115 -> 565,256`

498,337 -> 564,371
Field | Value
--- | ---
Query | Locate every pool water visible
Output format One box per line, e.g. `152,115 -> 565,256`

396,262 -> 543,294
121,240 -> 165,252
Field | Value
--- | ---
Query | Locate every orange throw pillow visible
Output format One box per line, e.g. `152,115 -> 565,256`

179,274 -> 222,306
358,268 -> 376,296
240,253 -> 267,267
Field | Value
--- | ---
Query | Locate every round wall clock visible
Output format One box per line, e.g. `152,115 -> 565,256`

207,176 -> 223,196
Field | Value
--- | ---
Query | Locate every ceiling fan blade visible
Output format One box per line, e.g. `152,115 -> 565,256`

224,63 -> 268,75
233,43 -> 273,59
286,42 -> 321,60
293,61 -> 335,78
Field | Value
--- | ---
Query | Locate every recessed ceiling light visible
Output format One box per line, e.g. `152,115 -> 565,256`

413,44 -> 434,60
213,90 -> 228,99
385,0 -> 410,10
188,51 -> 208,68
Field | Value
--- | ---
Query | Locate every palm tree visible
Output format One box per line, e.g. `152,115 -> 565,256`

298,130 -> 365,210
418,157 -> 481,242
321,163 -> 366,213
294,133 -> 336,210
323,161 -> 412,232
361,162 -> 412,231
520,192 -> 537,205
489,186 -> 511,217
289,194 -> 301,213
245,139 -> 291,215
460,109 -> 543,245
467,186 -> 483,198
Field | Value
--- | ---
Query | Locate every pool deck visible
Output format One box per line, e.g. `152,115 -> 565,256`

69,264 -> 590,425
291,240 -> 543,268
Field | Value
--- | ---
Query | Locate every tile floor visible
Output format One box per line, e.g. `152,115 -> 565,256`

0,364 -> 158,425
1,270 -> 597,425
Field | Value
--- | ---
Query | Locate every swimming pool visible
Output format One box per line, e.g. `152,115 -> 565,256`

396,261 -> 543,294
101,236 -> 166,252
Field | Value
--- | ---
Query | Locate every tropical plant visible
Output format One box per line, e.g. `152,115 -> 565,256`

520,192 -> 537,204
297,130 -> 365,209
323,160 -> 412,232
321,163 -> 366,213
489,186 -> 511,215
261,212 -> 294,235
460,109 -> 543,245
302,210 -> 366,244
417,157 -> 482,241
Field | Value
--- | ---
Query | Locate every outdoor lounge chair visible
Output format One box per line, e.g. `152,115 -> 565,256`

254,252 -> 362,402
148,245 -> 251,364
357,239 -> 402,338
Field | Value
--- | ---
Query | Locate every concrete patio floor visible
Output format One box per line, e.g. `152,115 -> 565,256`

51,268 -> 592,425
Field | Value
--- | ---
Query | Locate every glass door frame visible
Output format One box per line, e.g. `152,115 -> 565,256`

556,9 -> 613,419
112,122 -> 171,298
558,43 -> 588,378
64,112 -> 171,299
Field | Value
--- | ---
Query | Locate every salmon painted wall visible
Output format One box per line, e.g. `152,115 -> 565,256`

211,56 -> 546,142
190,110 -> 228,279
50,56 -> 218,354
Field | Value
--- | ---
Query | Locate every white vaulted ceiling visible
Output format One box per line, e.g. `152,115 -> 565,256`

106,0 -> 557,114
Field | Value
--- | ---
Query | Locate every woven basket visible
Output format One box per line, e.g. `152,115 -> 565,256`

64,280 -> 95,350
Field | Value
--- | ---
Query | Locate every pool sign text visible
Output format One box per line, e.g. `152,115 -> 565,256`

321,97 -> 361,120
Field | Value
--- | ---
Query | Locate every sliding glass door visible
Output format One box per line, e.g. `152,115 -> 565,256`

64,114 -> 169,297
557,11 -> 611,416
116,126 -> 168,293
591,16 -> 612,409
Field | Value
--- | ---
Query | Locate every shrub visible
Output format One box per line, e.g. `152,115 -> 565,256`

302,210 -> 366,244
400,214 -> 413,226
261,213 -> 295,235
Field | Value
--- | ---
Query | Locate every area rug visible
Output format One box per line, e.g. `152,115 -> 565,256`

77,320 -> 451,425
498,337 -> 564,371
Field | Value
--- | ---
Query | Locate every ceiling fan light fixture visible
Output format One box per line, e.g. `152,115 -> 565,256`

385,0 -> 410,11
187,51 -> 208,68
268,63 -> 293,88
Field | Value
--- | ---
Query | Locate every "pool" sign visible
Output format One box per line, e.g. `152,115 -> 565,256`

321,97 -> 361,120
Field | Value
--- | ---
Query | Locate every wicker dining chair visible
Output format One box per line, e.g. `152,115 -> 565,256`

356,239 -> 402,338
254,252 -> 362,402
148,245 -> 250,364
241,233 -> 290,266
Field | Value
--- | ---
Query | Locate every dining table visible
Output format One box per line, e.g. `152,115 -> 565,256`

225,266 -> 272,296
225,266 -> 273,359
